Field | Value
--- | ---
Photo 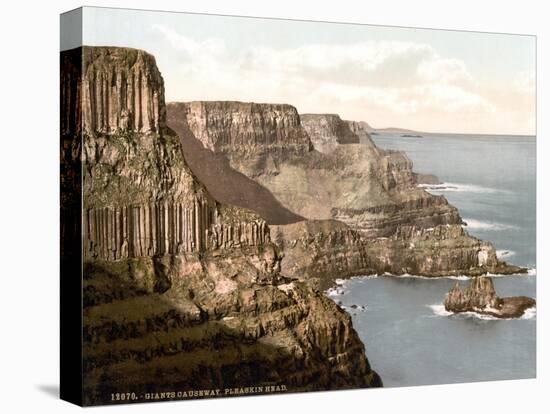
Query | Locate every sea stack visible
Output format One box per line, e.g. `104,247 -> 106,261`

444,276 -> 535,318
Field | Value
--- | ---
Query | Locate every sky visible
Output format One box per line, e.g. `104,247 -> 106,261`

79,7 -> 536,135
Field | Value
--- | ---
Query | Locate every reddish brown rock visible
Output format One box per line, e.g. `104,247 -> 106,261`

62,46 -> 381,405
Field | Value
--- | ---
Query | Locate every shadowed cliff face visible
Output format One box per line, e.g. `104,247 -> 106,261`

177,101 -> 313,178
62,46 -> 381,405
167,103 -> 305,225
82,252 -> 382,405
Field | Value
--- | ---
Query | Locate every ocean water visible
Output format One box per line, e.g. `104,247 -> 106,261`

331,133 -> 536,387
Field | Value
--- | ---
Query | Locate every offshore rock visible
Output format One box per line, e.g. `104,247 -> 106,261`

444,276 -> 535,318
62,46 -> 381,405
413,173 -> 442,185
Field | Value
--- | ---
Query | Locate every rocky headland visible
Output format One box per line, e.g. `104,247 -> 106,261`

166,101 -> 524,287
62,46 -> 381,405
444,276 -> 536,318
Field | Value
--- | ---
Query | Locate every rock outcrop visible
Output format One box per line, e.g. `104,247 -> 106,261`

82,250 -> 382,404
62,46 -> 381,405
80,47 -> 164,134
444,276 -> 536,318
413,173 -> 442,185
272,221 -> 521,291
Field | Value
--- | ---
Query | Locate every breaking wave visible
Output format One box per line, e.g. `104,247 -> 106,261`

326,274 -> 378,296
427,304 -> 536,320
418,182 -> 508,194
461,218 -> 517,231
389,274 -> 470,281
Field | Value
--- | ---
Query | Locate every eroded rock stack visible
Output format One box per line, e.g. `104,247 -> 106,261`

444,276 -> 535,318
62,46 -> 381,405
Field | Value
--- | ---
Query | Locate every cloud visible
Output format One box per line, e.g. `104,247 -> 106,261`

151,24 -> 226,59
512,70 -> 535,94
151,24 -> 534,134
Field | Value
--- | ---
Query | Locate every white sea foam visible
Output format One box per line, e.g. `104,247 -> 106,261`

427,304 -> 536,321
486,268 -> 536,278
390,274 -> 470,281
326,286 -> 345,297
522,306 -> 537,320
428,304 -> 454,317
418,182 -> 508,194
325,274 -> 378,297
383,271 -> 533,280
461,218 -> 517,231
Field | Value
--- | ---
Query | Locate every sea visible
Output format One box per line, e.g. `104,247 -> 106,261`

328,132 -> 536,387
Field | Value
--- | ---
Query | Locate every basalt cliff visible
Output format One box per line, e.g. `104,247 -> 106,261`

62,47 -> 381,405
166,102 -> 523,289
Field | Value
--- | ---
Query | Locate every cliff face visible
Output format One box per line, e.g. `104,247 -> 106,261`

300,114 -> 359,153
78,47 -> 165,135
63,47 -> 380,405
78,49 -> 268,260
168,102 -> 462,236
166,103 -> 305,225
444,276 -> 535,318
169,101 -> 312,177
167,101 -> 521,282
272,221 -> 514,291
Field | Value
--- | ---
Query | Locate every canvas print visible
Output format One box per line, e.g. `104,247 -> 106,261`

60,6 -> 536,406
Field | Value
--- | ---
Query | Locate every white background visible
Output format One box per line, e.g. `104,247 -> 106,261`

0,0 -> 547,412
